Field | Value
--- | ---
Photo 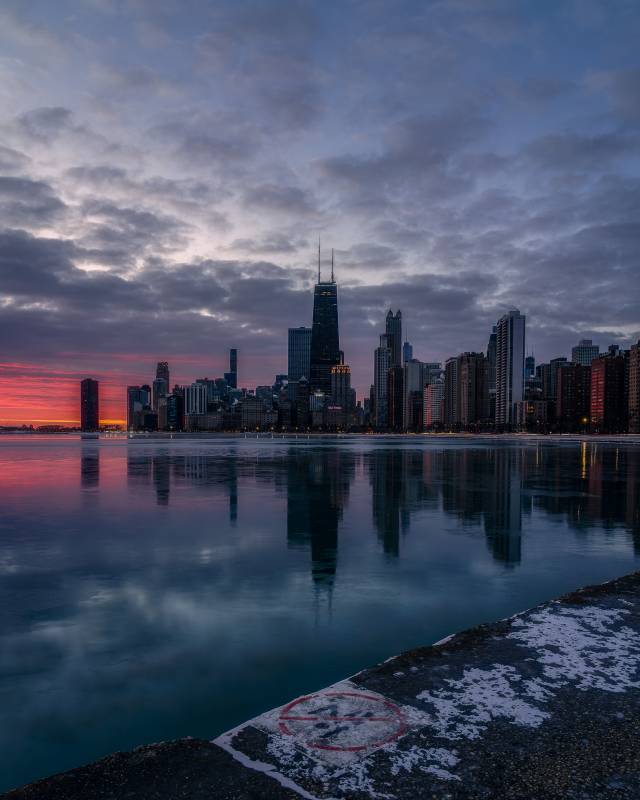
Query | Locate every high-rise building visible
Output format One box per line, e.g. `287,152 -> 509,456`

224,348 -> 238,389
444,357 -> 459,428
127,385 -> 151,430
330,364 -> 353,411
572,338 -> 599,367
424,380 -> 444,429
388,366 -> 404,431
403,359 -> 430,431
495,309 -> 525,427
556,363 -> 591,432
80,378 -> 99,431
402,340 -> 413,365
184,382 -> 208,416
153,362 -> 170,411
629,340 -> 640,434
309,248 -> 340,394
288,327 -> 312,382
487,326 -> 497,419
591,350 -> 628,433
458,352 -> 489,427
374,335 -> 392,427
385,310 -> 402,368
525,355 -> 535,380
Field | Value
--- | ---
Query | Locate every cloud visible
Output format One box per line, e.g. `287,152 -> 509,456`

0,176 -> 67,228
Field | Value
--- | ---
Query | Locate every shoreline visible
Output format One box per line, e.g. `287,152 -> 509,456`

6,571 -> 640,799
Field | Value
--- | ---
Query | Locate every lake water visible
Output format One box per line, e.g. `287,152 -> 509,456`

1,435 -> 639,791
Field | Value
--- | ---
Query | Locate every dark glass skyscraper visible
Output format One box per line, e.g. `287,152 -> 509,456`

386,310 -> 402,368
80,378 -> 99,431
309,248 -> 340,394
225,348 -> 238,389
288,327 -> 312,381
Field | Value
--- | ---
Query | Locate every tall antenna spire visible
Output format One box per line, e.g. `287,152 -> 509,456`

318,237 -> 321,283
331,248 -> 334,282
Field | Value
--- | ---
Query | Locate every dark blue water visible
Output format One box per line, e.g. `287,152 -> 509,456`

1,435 -> 638,791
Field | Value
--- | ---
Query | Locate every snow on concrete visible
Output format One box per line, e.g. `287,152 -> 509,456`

416,664 -> 550,740
508,604 -> 640,693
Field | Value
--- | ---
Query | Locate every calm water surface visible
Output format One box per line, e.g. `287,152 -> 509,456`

1,435 -> 639,791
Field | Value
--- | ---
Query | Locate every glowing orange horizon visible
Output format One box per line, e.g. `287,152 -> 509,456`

0,354 -> 286,427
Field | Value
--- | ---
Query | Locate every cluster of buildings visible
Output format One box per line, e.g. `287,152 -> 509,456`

79,250 -> 640,434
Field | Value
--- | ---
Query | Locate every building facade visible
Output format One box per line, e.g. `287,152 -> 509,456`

80,378 -> 99,431
374,336 -> 392,427
630,341 -> 640,434
309,269 -> 340,394
556,363 -> 591,432
495,309 -> 525,427
385,310 -> 402,368
288,327 -> 312,382
572,338 -> 599,367
591,351 -> 628,433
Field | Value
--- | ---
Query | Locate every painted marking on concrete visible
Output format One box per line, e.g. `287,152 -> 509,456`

278,691 -> 407,752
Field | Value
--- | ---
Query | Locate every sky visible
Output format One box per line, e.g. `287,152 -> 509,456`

0,0 -> 639,424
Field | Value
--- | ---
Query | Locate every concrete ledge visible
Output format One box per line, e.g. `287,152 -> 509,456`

5,572 -> 640,799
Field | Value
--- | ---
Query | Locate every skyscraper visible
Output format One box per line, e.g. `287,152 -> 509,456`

495,309 -> 526,427
525,355 -> 535,380
444,357 -> 459,428
309,247 -> 340,394
458,352 -> 489,427
374,335 -> 392,427
487,326 -> 497,420
402,340 -> 413,364
591,350 -> 628,433
152,361 -> 170,411
572,338 -> 599,367
556,363 -> 591,432
127,385 -> 151,430
225,348 -> 238,389
385,310 -> 402,368
629,340 -> 640,434
288,327 -> 312,381
80,378 -> 99,431
330,364 -> 353,411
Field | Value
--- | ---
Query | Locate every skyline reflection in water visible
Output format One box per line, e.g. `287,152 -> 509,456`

1,436 -> 639,791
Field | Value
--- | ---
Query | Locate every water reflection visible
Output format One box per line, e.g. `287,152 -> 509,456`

121,442 -> 640,573
2,438 -> 638,793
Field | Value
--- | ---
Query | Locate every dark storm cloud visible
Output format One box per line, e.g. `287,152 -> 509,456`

0,176 -> 67,228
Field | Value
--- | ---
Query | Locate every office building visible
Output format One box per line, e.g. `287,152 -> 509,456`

80,378 -> 99,431
629,340 -> 640,434
385,310 -> 402,368
458,352 -> 489,427
487,325 -> 497,420
525,355 -> 535,380
288,327 -> 312,382
224,348 -> 238,389
444,357 -> 459,428
572,339 -> 599,367
309,248 -> 340,394
388,366 -> 404,431
184,382 -> 208,416
330,364 -> 353,411
127,385 -> 151,430
402,340 -> 413,364
374,335 -> 392,427
495,309 -> 525,427
556,363 -> 591,432
424,381 -> 445,429
591,350 -> 628,433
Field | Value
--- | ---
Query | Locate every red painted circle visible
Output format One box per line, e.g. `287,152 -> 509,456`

278,691 -> 407,752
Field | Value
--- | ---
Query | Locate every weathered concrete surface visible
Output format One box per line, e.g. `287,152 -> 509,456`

6,572 -> 640,800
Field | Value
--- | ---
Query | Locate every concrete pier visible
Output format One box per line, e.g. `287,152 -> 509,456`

5,572 -> 640,799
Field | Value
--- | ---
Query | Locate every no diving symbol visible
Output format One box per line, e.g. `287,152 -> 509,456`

278,691 -> 407,752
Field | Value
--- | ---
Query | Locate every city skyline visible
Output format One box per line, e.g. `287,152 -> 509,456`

1,2 -> 640,425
